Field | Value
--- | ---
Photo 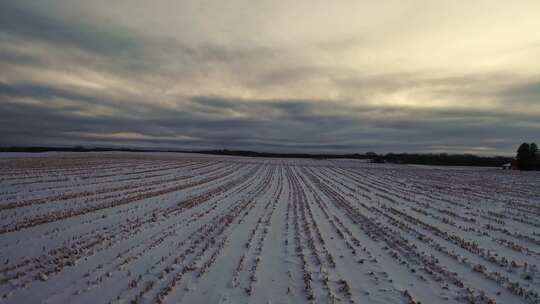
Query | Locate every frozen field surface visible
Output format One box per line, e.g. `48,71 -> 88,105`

1,152 -> 540,304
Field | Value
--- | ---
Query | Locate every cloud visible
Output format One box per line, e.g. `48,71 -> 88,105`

0,1 -> 539,154
0,1 -> 145,66
2,85 -> 539,154
500,80 -> 540,105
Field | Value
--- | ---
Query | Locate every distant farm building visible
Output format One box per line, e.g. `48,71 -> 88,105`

502,160 -> 518,170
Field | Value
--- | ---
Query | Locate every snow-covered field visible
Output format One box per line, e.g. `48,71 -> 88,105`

1,152 -> 540,304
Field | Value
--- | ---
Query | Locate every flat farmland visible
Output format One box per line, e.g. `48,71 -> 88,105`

1,152 -> 540,304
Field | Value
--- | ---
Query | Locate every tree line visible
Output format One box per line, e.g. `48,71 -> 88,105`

3,146 -> 534,169
370,153 -> 512,167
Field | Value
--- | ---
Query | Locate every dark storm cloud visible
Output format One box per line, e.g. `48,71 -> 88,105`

0,49 -> 42,66
2,84 -> 539,154
0,0 -> 273,80
0,1 -> 144,64
0,82 -> 99,104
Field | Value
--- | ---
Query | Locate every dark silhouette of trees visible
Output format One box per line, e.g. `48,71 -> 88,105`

0,146 -> 517,168
381,153 -> 510,167
517,143 -> 531,169
516,142 -> 540,170
532,143 -> 539,159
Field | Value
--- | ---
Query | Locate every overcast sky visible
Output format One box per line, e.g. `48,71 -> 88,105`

1,1 -> 539,154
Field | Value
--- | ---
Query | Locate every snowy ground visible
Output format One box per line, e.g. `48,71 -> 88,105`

1,152 -> 540,304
